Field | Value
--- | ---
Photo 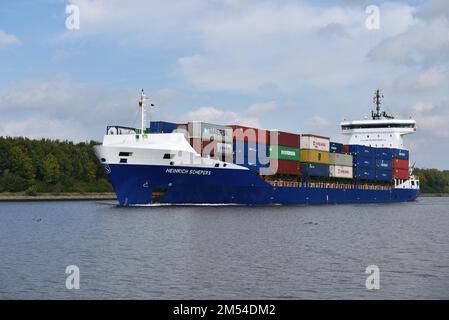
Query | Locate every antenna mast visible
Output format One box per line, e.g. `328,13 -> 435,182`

371,89 -> 394,120
138,89 -> 155,134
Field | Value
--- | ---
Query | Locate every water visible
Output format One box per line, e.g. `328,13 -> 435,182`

0,197 -> 448,299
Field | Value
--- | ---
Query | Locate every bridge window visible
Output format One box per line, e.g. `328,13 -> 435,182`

120,158 -> 127,163
119,152 -> 133,157
341,123 -> 415,130
163,153 -> 175,159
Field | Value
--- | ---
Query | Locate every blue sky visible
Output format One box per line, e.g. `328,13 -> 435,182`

0,0 -> 448,168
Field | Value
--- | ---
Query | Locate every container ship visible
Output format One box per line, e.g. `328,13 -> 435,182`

94,89 -> 420,206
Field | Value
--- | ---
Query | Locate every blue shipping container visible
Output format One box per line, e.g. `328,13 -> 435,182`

300,163 -> 329,177
348,145 -> 376,158
354,167 -> 376,180
233,141 -> 269,169
375,169 -> 393,181
392,148 -> 409,160
148,121 -> 177,133
375,148 -> 394,159
376,159 -> 392,170
330,142 -> 343,153
353,156 -> 375,169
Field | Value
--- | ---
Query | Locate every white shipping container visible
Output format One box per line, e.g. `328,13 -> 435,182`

329,153 -> 353,166
216,142 -> 233,154
329,165 -> 353,179
188,122 -> 233,142
300,135 -> 330,151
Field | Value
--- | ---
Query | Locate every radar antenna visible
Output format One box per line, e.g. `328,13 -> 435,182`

371,89 -> 394,120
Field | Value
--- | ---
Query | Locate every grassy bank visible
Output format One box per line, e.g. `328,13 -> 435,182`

0,192 -> 116,202
419,193 -> 449,197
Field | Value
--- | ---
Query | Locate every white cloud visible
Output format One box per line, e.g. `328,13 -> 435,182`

368,19 -> 449,67
247,101 -> 277,114
411,101 -> 449,138
183,106 -> 261,127
307,116 -> 330,128
177,2 -> 417,92
392,67 -> 449,91
0,30 -> 21,49
0,76 -> 153,141
416,0 -> 449,19
182,100 -> 280,127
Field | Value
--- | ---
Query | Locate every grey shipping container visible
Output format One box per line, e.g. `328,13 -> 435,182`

329,153 -> 353,167
188,122 -> 233,142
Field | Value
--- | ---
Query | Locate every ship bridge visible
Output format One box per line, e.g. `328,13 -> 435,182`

340,90 -> 416,149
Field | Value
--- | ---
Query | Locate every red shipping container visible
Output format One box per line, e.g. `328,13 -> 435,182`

392,158 -> 409,170
269,130 -> 300,147
342,144 -> 349,154
229,125 -> 269,144
393,168 -> 409,179
267,159 -> 300,175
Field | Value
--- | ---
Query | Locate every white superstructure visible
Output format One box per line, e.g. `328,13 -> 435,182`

340,90 -> 416,149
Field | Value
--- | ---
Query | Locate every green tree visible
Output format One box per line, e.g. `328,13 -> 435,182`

9,145 -> 35,188
42,153 -> 61,184
85,160 -> 97,182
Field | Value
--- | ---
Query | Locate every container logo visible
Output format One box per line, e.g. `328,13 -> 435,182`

281,150 -> 296,156
312,141 -> 327,148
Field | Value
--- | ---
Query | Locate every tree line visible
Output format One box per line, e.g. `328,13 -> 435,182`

414,168 -> 449,193
0,137 -> 448,194
0,137 -> 112,194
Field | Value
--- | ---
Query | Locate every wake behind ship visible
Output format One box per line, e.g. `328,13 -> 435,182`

94,90 -> 419,206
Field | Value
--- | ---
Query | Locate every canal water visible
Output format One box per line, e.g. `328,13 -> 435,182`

0,197 -> 448,299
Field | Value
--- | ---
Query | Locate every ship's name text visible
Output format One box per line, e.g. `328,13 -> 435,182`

166,168 -> 211,175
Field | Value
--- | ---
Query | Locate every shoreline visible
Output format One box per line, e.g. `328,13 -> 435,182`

0,193 -> 117,202
0,192 -> 448,203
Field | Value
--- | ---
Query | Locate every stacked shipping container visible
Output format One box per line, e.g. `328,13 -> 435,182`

148,119 -> 411,183
375,148 -> 393,182
230,125 -> 270,172
267,130 -> 301,175
347,145 -> 377,180
329,150 -> 353,179
147,121 -> 178,133
187,122 -> 233,161
392,149 -> 410,179
299,135 -> 330,177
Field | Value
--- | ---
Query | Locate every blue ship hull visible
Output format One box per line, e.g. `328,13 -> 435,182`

105,164 -> 419,206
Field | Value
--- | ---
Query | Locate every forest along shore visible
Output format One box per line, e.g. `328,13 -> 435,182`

0,193 -> 116,202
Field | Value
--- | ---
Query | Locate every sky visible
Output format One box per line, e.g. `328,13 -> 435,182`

0,0 -> 448,169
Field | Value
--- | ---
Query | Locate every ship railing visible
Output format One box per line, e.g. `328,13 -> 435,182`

106,125 -> 138,135
265,179 -> 392,190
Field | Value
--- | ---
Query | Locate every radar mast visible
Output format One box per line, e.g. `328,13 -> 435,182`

371,89 -> 394,120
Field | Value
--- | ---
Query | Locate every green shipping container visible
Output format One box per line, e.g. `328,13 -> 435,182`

268,145 -> 300,161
